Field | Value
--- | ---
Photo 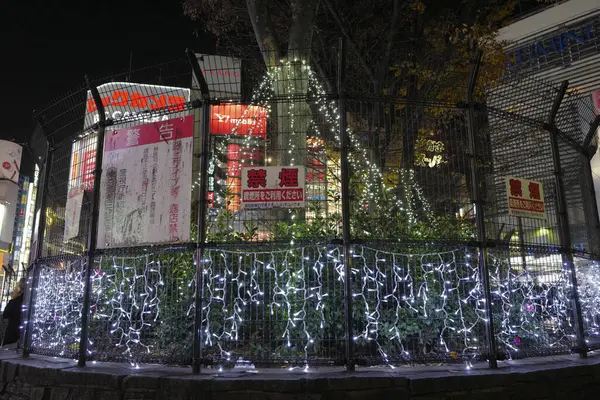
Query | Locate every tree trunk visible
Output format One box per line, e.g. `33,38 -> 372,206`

275,63 -> 310,167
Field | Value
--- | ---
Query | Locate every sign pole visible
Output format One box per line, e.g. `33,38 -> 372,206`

338,37 -> 355,372
517,217 -> 527,271
465,51 -> 497,368
545,80 -> 587,358
78,77 -> 108,367
187,49 -> 211,374
21,139 -> 51,357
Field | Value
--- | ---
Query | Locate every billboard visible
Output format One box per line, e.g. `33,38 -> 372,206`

210,104 -> 267,138
69,83 -> 192,193
0,141 -> 22,185
505,176 -> 546,220
240,166 -> 305,210
194,54 -> 242,99
96,115 -> 194,248
84,82 -> 191,128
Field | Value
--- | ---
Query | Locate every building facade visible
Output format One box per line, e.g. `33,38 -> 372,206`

488,0 -> 600,255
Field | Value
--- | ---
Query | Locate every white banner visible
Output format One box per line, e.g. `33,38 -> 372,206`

240,166 -> 305,210
97,115 -> 194,248
64,187 -> 84,241
195,54 -> 242,100
506,176 -> 546,220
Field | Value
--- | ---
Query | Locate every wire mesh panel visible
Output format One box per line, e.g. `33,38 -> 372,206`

488,246 -> 577,359
27,257 -> 86,358
575,256 -> 600,349
345,99 -> 478,243
88,247 -> 195,366
22,49 -> 600,370
41,141 -> 96,258
482,109 -> 561,249
350,244 -> 486,366
200,243 -> 345,368
204,55 -> 342,243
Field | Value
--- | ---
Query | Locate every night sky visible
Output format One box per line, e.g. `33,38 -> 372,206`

1,0 -> 541,177
1,0 -> 213,175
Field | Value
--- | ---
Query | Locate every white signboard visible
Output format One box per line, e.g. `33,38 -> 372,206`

0,140 -> 22,184
194,54 -> 242,100
97,115 -> 194,248
505,176 -> 546,220
240,166 -> 305,210
64,187 -> 84,241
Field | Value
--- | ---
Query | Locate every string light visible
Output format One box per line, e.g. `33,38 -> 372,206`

192,59 -> 433,230
578,261 -> 600,340
24,58 -> 600,375
90,255 -> 166,366
201,245 -> 340,369
351,246 -> 485,365
29,260 -> 92,358
27,247 -> 600,368
489,254 -> 579,358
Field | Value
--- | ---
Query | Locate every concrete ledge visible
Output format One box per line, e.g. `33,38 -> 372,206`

1,351 -> 600,399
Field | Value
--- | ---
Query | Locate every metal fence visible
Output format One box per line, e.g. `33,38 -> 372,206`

16,46 -> 600,372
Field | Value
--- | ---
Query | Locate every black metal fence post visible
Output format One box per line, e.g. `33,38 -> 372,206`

78,77 -> 108,367
465,52 -> 498,369
581,115 -> 600,256
21,140 -> 51,357
338,37 -> 355,372
186,49 -> 211,374
545,80 -> 587,358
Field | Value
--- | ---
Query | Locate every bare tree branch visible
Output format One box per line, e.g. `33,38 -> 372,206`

321,0 -> 377,86
377,0 -> 401,86
288,0 -> 320,60
246,0 -> 281,67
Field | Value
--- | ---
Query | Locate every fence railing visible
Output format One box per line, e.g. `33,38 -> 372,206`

17,47 -> 600,372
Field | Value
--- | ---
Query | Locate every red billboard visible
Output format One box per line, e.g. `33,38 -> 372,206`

210,105 -> 268,138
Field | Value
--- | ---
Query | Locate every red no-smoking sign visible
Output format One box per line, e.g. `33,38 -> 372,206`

241,166 -> 305,210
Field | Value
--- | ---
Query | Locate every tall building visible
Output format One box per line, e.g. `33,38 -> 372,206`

488,0 -> 600,255
0,167 -> 38,309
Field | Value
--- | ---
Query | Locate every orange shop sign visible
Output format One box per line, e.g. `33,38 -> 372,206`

210,104 -> 268,139
87,91 -> 187,113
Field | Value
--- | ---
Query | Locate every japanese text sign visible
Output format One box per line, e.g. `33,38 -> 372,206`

71,82 -> 192,193
505,176 -> 546,220
241,166 -> 305,209
97,115 -> 194,248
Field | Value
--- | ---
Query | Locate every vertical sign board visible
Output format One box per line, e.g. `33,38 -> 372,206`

0,141 -> 22,251
0,141 -> 22,184
240,166 -> 305,209
505,176 -> 546,220
64,187 -> 84,241
65,82 -> 191,242
96,115 -> 194,248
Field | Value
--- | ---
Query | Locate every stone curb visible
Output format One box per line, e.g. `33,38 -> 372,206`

0,352 -> 599,399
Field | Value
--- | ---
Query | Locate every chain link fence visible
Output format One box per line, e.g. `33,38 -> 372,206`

17,48 -> 600,372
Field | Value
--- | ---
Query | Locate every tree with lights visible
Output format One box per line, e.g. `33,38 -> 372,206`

183,0 -> 521,232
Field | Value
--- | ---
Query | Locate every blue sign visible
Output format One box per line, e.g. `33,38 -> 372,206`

507,22 -> 594,68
